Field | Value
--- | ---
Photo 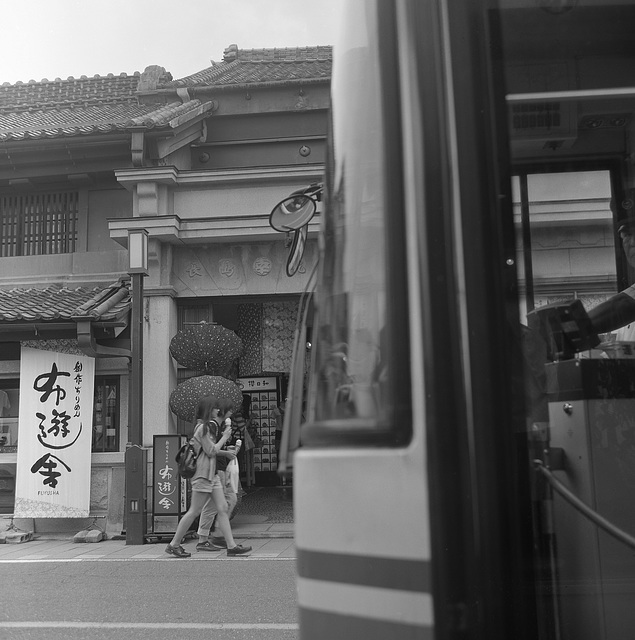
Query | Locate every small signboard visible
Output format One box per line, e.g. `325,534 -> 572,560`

238,377 -> 277,392
152,435 -> 187,534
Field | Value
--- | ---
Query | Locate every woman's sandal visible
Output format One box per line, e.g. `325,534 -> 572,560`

165,544 -> 191,558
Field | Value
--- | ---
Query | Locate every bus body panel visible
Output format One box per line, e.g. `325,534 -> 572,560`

295,445 -> 432,636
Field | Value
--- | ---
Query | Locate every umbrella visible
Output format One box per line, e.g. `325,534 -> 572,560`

169,375 -> 244,423
169,322 -> 243,373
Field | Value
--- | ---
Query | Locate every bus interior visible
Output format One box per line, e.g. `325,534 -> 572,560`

276,2 -> 635,639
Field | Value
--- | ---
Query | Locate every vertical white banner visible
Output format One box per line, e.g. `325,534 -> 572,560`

14,347 -> 95,518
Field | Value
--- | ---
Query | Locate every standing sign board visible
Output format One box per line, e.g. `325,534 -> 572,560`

238,377 -> 279,482
14,347 -> 95,518
152,435 -> 187,534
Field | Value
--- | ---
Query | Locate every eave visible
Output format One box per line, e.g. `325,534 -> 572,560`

0,280 -> 132,359
108,213 -> 321,246
114,164 -> 324,189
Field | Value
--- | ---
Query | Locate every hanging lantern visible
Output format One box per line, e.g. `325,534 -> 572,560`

169,375 -> 244,423
169,322 -> 243,374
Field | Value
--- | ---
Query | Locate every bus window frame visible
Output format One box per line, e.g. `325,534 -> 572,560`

512,159 -> 628,306
300,0 -> 412,448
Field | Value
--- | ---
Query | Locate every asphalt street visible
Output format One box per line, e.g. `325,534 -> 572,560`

0,554 -> 298,640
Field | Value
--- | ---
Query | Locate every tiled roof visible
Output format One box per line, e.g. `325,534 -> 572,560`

0,103 -> 151,141
0,97 -> 212,142
0,281 -> 130,323
0,74 -> 142,113
166,45 -> 332,89
0,47 -> 331,141
0,64 -> 214,142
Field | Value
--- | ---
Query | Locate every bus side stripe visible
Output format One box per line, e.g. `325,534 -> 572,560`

300,608 -> 434,640
298,577 -> 434,626
297,548 -> 432,592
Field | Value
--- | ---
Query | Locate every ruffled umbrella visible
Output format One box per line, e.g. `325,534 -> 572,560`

169,322 -> 243,374
169,375 -> 244,423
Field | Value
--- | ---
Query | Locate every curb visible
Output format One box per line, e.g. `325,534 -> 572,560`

24,530 -> 294,543
233,531 -> 294,539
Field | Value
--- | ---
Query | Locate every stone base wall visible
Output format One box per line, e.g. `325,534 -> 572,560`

9,463 -> 125,538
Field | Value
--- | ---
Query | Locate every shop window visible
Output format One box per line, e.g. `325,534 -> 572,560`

0,463 -> 15,514
92,377 -> 120,453
0,376 -> 121,453
0,381 -> 18,514
177,302 -> 213,329
0,191 -> 78,257
0,381 -> 19,453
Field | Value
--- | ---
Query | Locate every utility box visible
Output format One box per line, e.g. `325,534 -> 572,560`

151,435 -> 188,536
125,445 -> 147,545
547,359 -> 635,640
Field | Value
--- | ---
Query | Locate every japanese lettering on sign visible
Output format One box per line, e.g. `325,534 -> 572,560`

15,348 -> 95,518
152,435 -> 183,516
152,435 -> 186,533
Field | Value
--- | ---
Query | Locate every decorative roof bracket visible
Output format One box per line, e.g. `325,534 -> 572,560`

75,319 -> 132,360
131,130 -> 145,167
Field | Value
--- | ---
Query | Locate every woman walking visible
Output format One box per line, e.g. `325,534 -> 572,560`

165,395 -> 252,558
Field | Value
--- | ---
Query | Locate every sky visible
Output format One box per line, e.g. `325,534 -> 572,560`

0,0 -> 341,85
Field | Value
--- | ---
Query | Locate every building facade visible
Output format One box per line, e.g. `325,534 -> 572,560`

0,45 -> 331,536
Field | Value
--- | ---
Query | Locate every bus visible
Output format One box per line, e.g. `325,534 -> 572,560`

274,1 -> 635,638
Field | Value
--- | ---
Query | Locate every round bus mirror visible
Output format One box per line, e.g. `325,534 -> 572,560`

269,195 -> 316,232
286,225 -> 308,277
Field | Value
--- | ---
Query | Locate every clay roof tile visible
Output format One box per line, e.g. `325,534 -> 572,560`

0,281 -> 130,323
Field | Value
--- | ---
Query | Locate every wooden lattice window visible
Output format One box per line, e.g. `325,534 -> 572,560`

0,191 -> 78,257
92,376 -> 120,453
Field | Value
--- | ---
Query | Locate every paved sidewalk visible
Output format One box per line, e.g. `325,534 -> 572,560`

0,513 -> 295,562
228,512 -> 294,538
0,536 -> 296,562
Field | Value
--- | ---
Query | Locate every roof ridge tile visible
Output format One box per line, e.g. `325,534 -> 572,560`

0,282 -> 130,323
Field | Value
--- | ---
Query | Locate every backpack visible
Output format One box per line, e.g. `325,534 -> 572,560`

175,440 -> 200,479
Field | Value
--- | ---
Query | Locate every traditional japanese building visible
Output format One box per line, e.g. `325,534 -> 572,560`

0,45 -> 331,536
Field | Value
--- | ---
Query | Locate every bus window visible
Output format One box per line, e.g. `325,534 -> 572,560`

514,169 -> 617,318
304,0 -> 410,445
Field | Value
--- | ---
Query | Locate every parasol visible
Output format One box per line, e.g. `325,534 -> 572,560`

169,375 -> 244,423
169,322 -> 243,374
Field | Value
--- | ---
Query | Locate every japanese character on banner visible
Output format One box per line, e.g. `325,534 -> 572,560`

15,348 -> 95,518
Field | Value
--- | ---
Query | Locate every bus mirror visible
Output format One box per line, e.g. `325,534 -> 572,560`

269,194 -> 317,231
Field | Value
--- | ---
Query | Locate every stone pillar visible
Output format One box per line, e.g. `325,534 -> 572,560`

142,294 -> 178,445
